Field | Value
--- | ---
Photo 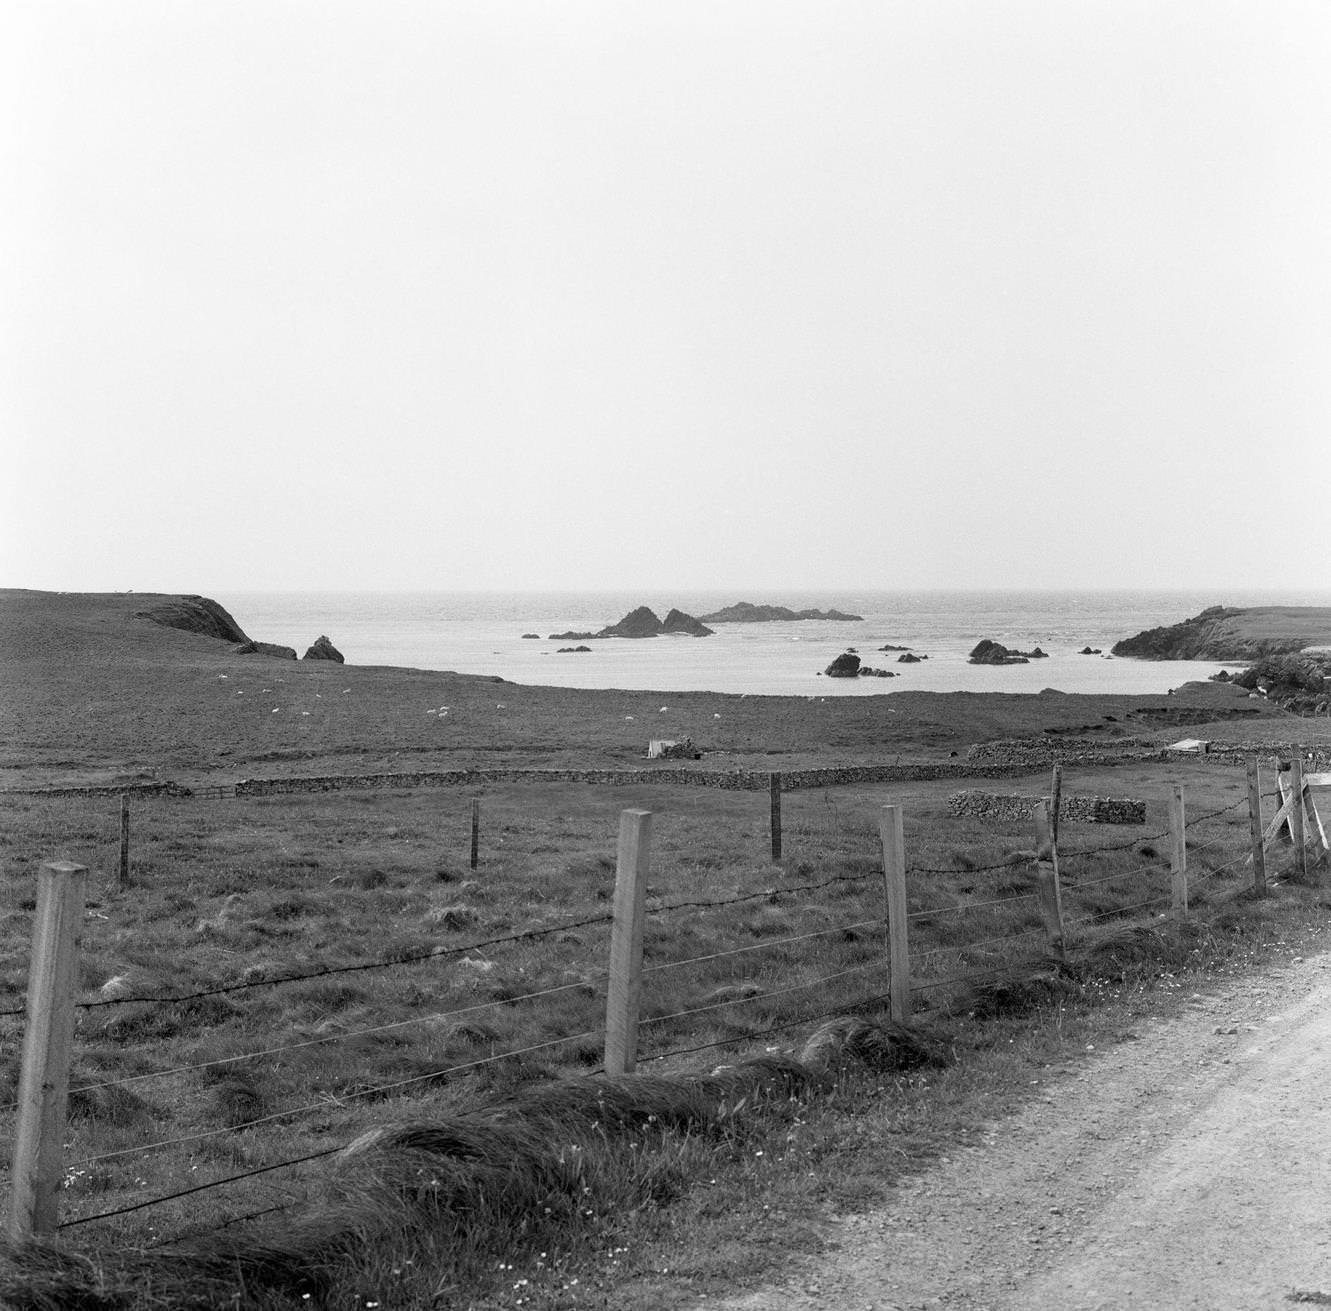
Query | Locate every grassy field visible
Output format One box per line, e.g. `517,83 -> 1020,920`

1,590 -> 1327,1309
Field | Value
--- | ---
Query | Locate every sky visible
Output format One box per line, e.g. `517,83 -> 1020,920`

3,1 -> 1329,595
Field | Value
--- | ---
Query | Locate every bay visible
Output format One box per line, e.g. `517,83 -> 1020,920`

212,588 -> 1331,698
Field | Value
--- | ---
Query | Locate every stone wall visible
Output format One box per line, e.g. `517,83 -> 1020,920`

968,737 -> 1331,773
1159,742 -> 1331,770
967,739 -> 1160,769
949,790 -> 1147,825
10,740 -> 1325,803
0,781 -> 194,800
233,760 -> 1038,798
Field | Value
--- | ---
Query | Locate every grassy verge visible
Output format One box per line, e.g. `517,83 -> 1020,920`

500,880 -> 1331,1311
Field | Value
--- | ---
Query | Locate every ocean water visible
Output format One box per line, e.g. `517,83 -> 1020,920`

213,589 -> 1331,698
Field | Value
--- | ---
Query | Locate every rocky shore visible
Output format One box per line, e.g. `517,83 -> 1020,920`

1111,605 -> 1331,661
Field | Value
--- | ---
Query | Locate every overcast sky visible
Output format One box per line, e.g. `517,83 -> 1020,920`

4,1 -> 1328,594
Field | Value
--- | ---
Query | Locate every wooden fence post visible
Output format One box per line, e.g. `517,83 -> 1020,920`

1049,762 -> 1063,845
1289,758 -> 1308,883
118,794 -> 130,889
1032,800 -> 1065,961
770,772 -> 782,862
879,805 -> 910,1022
1169,784 -> 1187,916
470,798 -> 480,871
604,809 -> 652,1075
1246,757 -> 1266,896
9,861 -> 88,1241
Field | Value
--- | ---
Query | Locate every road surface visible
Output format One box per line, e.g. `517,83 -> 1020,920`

704,950 -> 1331,1311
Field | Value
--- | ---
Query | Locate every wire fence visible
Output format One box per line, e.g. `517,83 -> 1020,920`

0,766 -> 1320,1245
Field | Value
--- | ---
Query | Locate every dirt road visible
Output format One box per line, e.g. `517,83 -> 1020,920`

706,950 -> 1331,1311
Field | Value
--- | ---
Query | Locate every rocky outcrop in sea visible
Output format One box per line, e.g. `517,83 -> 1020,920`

548,606 -> 713,640
968,639 -> 1048,666
699,601 -> 864,623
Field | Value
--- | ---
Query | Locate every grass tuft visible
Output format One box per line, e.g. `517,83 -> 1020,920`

968,969 -> 1076,1019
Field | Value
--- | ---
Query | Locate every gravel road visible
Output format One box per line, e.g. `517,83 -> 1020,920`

704,950 -> 1331,1311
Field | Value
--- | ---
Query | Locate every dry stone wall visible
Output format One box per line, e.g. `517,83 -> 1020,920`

1,781 -> 193,799
1159,741 -> 1331,770
949,790 -> 1147,825
233,761 -> 1036,798
967,737 -> 1331,772
11,739 -> 1326,803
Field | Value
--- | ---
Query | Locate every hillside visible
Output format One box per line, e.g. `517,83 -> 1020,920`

1111,606 -> 1331,661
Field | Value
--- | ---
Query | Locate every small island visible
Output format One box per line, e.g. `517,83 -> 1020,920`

699,601 -> 864,623
549,606 -> 713,640
968,639 -> 1048,666
823,651 -> 897,679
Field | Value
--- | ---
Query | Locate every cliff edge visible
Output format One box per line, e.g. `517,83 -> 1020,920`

136,595 -> 251,644
1111,606 -> 1331,661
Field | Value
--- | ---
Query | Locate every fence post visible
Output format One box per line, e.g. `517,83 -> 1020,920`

1169,784 -> 1187,916
1246,757 -> 1267,896
1049,762 -> 1063,845
9,861 -> 88,1241
605,809 -> 652,1075
879,805 -> 910,1022
1032,800 -> 1066,961
1290,757 -> 1308,883
118,794 -> 131,889
770,772 -> 782,862
469,798 -> 480,871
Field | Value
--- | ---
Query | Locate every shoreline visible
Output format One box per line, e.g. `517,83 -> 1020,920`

4,589 -> 1327,794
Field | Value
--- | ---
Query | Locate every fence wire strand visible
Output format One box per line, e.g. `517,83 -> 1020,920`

59,1146 -> 342,1230
640,960 -> 883,1030
650,870 -> 875,918
907,889 -> 1038,920
66,973 -> 611,1098
68,1029 -> 602,1170
642,989 -> 894,1065
642,919 -> 884,976
911,923 -> 1050,964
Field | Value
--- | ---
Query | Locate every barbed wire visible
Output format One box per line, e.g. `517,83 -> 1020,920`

0,876 -> 875,1024
67,911 -> 615,1014
649,870 -> 875,918
1184,798 -> 1248,827
1060,827 -> 1171,863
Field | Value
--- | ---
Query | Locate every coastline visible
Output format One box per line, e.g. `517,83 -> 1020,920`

203,587 -> 1331,698
6,588 -> 1324,795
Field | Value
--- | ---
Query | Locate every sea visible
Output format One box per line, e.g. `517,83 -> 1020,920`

213,589 -> 1331,699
